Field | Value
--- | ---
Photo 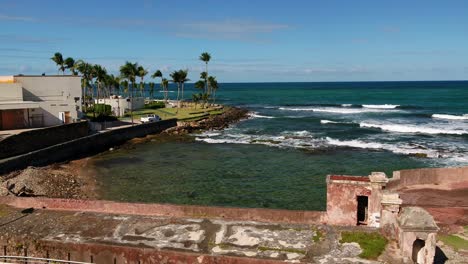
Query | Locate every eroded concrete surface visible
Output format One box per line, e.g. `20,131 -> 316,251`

0,205 -> 386,263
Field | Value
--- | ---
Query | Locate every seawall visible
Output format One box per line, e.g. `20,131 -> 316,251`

0,196 -> 327,224
0,121 -> 89,159
389,166 -> 468,189
0,119 -> 177,175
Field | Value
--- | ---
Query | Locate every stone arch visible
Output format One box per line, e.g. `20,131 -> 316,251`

412,239 -> 425,263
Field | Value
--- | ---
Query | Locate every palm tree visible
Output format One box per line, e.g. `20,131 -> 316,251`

121,80 -> 129,96
179,69 -> 189,108
51,52 -> 65,74
194,80 -> 206,108
192,93 -> 202,109
160,78 -> 169,103
137,66 -> 148,97
151,70 -> 162,79
151,70 -> 163,100
148,82 -> 155,99
170,70 -> 182,108
76,60 -> 94,111
199,52 -> 211,93
93,64 -> 107,100
64,57 -> 78,75
120,62 -> 139,124
208,76 -> 219,105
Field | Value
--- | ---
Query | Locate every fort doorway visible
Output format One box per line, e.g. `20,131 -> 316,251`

357,195 -> 368,225
412,239 -> 425,263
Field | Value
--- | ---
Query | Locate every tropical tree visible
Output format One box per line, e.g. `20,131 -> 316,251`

192,93 -> 202,109
170,70 -> 182,108
208,76 -> 219,105
199,52 -> 211,94
51,52 -> 65,74
160,78 -> 169,103
93,64 -> 107,100
148,82 -> 155,98
194,80 -> 206,108
178,69 -> 189,107
120,61 -> 139,124
137,66 -> 148,97
76,60 -> 95,111
151,70 -> 163,100
64,57 -> 78,75
121,80 -> 129,96
108,74 -> 120,96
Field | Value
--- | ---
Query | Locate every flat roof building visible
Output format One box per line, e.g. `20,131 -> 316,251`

0,75 -> 82,130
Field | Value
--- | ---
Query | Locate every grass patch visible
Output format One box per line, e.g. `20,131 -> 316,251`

340,231 -> 388,260
124,106 -> 225,121
312,228 -> 323,243
439,235 -> 468,251
258,246 -> 306,254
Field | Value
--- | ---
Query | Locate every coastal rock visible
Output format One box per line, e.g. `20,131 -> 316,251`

163,107 -> 249,135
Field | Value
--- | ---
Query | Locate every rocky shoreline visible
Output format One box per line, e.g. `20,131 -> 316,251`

0,106 -> 249,199
163,106 -> 249,135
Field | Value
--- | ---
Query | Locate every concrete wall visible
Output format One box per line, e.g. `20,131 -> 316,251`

0,83 -> 22,101
391,166 -> 468,189
15,76 -> 82,126
0,196 -> 326,225
0,119 -> 177,175
326,175 -> 372,226
0,121 -> 89,159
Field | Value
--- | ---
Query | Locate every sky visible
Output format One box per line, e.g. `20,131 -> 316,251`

0,0 -> 467,82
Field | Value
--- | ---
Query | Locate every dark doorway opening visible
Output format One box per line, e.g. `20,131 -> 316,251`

357,195 -> 368,225
412,239 -> 425,263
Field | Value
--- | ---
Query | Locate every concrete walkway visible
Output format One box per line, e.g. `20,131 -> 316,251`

0,205 -> 380,263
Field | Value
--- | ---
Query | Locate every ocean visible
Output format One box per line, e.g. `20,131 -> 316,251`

91,81 -> 468,210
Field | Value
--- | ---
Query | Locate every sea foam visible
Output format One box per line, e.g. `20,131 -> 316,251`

432,114 -> 468,120
248,112 -> 275,119
360,122 -> 467,135
362,104 -> 400,109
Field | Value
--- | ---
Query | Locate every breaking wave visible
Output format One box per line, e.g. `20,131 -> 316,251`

194,130 -> 467,163
279,107 -> 397,114
325,137 -> 440,158
360,122 -> 468,135
432,114 -> 468,120
248,112 -> 275,119
362,104 -> 400,109
320,120 -> 354,125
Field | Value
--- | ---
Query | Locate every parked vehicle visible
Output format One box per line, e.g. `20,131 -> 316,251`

140,114 -> 161,123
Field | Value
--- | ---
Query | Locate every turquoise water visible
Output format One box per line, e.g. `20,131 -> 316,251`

92,81 -> 468,210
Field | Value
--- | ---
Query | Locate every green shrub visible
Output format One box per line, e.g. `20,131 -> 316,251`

145,101 -> 165,109
94,104 -> 112,116
340,231 -> 388,260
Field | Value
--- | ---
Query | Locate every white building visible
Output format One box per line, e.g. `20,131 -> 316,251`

0,75 -> 82,130
95,96 -> 144,117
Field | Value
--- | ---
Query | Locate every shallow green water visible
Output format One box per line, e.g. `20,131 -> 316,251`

92,136 -> 427,210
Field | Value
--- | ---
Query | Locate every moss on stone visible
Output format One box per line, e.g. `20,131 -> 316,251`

340,231 -> 387,260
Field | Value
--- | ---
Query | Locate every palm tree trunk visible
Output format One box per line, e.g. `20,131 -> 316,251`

205,62 -> 208,94
181,83 -> 184,107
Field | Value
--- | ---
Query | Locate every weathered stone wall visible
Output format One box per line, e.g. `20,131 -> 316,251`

390,166 -> 468,189
0,121 -> 89,159
325,175 -> 372,226
0,240 -> 285,264
0,119 -> 177,175
0,196 -> 327,224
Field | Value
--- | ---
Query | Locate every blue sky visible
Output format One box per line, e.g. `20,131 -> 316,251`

1,0 -> 467,82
